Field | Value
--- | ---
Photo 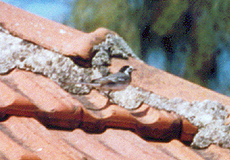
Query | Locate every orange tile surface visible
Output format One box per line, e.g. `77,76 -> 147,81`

0,2 -> 230,159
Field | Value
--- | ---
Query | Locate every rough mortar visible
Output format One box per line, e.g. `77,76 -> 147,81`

110,86 -> 230,149
0,26 -> 230,149
92,34 -> 139,67
0,26 -> 136,94
109,85 -> 151,109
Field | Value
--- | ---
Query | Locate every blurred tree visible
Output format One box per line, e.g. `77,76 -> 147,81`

68,0 -> 230,89
184,0 -> 230,85
140,0 -> 230,87
151,0 -> 189,36
69,0 -> 142,56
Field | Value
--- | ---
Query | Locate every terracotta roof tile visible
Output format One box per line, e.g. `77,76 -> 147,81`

0,1 -> 230,159
0,70 -> 81,113
0,2 -> 115,60
111,57 -> 230,106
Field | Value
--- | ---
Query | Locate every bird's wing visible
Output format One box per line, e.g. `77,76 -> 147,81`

98,72 -> 128,85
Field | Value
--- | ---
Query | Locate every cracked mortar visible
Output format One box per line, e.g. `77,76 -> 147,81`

0,26 -> 230,149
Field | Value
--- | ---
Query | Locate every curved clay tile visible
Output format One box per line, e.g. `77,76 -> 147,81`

0,1 -> 230,159
0,2 -> 115,60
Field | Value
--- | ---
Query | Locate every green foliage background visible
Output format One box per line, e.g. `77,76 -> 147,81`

68,0 -> 230,89
69,0 -> 142,56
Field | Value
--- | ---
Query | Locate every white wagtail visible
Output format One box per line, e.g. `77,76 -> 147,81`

79,65 -> 135,92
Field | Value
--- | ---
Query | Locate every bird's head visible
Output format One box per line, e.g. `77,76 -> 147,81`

119,65 -> 136,75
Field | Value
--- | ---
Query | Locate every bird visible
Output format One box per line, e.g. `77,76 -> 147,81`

78,65 -> 135,91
